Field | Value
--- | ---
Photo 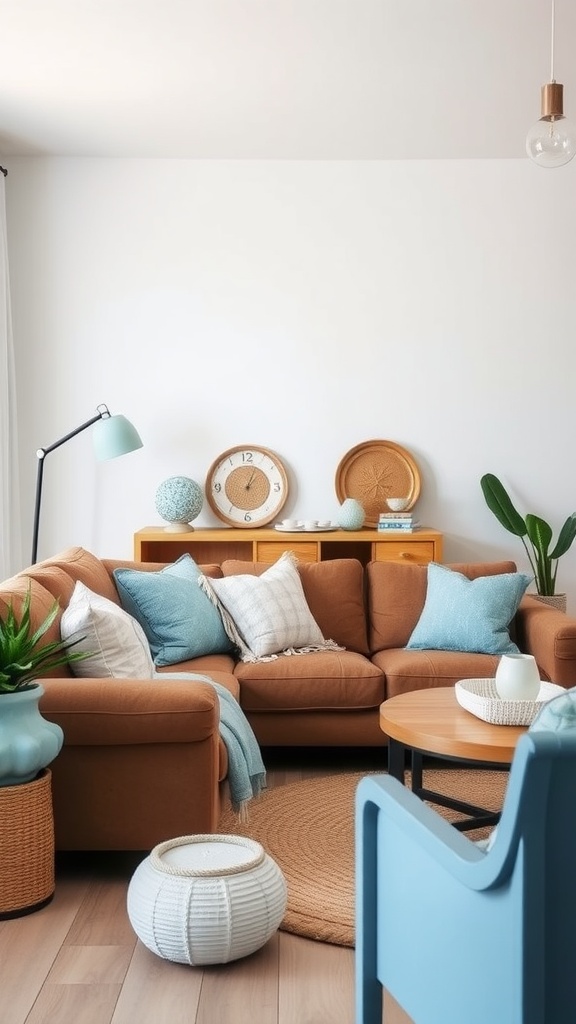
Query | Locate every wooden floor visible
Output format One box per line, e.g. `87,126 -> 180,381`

0,748 -> 411,1024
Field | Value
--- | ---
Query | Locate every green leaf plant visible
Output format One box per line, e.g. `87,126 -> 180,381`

0,585 -> 89,694
480,473 -> 576,597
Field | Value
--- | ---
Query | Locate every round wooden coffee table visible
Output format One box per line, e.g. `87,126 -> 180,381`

380,687 -> 527,830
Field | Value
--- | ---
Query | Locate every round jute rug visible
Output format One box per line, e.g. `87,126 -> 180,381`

218,768 -> 508,948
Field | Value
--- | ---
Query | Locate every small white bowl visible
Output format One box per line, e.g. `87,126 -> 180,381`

303,520 -> 319,530
387,497 -> 410,511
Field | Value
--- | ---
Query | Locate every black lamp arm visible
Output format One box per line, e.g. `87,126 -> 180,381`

30,404 -> 110,564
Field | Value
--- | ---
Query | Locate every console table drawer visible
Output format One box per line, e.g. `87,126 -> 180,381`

254,541 -> 319,564
373,540 -> 436,564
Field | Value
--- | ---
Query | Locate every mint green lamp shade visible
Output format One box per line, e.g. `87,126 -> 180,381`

92,414 -> 143,461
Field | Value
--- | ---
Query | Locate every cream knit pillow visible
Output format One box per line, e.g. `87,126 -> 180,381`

198,550 -> 343,663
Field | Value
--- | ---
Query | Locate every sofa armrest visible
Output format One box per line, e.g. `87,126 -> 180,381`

39,676 -> 226,850
516,596 -> 576,687
39,676 -> 220,746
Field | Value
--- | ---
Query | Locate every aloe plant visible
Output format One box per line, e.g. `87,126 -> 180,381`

480,473 -> 576,596
0,586 -> 89,693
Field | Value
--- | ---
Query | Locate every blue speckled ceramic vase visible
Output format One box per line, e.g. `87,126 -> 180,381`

155,476 -> 204,531
337,498 -> 366,531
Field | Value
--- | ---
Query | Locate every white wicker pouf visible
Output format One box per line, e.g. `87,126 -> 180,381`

127,833 -> 287,965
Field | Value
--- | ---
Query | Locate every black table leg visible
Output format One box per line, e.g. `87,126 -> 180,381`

387,739 -> 406,783
387,742 -> 506,831
411,750 -> 423,790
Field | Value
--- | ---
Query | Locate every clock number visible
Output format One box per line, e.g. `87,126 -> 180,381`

244,512 -> 252,522
273,482 -> 280,492
243,452 -> 254,463
214,482 -> 221,493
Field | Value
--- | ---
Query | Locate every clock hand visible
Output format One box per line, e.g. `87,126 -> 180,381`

245,471 -> 256,490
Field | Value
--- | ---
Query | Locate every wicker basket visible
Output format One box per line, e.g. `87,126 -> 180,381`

455,678 -> 565,726
0,769 -> 55,919
530,594 -> 567,613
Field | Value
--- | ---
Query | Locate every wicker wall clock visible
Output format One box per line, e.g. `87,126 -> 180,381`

206,445 -> 289,528
335,440 -> 421,528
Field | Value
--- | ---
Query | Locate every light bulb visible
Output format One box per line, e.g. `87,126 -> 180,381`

526,115 -> 576,167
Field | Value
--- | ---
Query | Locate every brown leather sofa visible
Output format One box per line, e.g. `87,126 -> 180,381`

2,546 -> 575,851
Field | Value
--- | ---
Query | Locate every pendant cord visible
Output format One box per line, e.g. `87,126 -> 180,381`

550,0 -> 556,82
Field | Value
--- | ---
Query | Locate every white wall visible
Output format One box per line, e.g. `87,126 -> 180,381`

5,158 -> 576,607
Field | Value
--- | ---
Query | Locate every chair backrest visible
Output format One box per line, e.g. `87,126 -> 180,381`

356,712 -> 576,1024
490,728 -> 576,1016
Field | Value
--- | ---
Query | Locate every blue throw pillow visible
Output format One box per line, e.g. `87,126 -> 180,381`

480,685 -> 576,853
530,686 -> 576,732
113,555 -> 234,666
406,562 -> 531,655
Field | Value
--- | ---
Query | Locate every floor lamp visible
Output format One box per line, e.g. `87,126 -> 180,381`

31,403 -> 143,564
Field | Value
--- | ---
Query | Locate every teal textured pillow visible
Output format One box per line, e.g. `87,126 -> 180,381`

113,555 -> 234,666
530,686 -> 576,732
479,685 -> 576,853
406,562 -> 531,655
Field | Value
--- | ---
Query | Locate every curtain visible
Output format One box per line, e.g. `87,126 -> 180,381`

0,167 -> 22,578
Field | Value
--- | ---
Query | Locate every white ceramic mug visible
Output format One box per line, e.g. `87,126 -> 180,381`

494,653 -> 541,701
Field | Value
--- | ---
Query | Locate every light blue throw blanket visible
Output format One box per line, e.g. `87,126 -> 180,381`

153,671 -> 266,817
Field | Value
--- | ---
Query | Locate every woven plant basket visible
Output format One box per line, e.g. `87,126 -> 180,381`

531,594 -> 567,613
0,769 -> 55,920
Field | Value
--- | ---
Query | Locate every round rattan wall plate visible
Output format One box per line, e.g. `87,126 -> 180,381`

335,439 -> 421,527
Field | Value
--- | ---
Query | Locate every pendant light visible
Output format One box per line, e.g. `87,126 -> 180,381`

526,0 -> 576,167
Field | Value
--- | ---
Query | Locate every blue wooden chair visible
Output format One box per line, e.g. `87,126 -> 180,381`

355,728 -> 576,1024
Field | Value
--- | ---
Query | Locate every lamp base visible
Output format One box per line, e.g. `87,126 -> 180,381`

163,523 -> 195,533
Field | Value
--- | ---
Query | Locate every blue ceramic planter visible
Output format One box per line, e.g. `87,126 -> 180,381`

0,684 -> 63,787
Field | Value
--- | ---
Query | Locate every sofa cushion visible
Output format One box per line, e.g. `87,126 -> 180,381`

37,546 -> 120,605
372,647 -> 503,700
155,662 -> 241,701
234,649 -> 385,712
199,551 -> 342,663
19,564 -> 79,608
0,575 -> 72,678
102,558 -> 224,583
60,580 -> 154,679
222,557 -> 369,655
406,562 -> 531,655
113,554 -> 234,666
367,560 -> 519,655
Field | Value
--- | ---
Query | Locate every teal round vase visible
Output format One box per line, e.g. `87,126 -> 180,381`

337,498 -> 366,531
0,684 -> 64,787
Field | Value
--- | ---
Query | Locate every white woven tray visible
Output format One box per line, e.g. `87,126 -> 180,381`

455,678 -> 565,726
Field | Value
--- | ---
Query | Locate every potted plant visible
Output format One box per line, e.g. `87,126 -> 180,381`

480,473 -> 576,608
0,584 -> 90,785
0,585 -> 89,919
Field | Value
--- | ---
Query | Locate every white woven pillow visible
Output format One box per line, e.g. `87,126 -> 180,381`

60,580 -> 154,679
198,550 -> 343,663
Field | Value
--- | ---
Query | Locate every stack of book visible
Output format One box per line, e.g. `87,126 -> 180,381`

378,512 -> 420,532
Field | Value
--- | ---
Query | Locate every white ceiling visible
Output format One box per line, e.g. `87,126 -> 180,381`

0,0 -> 574,160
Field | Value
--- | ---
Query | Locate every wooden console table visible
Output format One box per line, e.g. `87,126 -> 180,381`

134,526 -> 443,566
